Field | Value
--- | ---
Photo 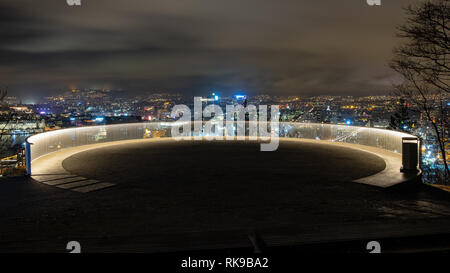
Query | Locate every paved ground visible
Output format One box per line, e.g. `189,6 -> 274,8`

62,139 -> 386,186
1,139 -> 450,253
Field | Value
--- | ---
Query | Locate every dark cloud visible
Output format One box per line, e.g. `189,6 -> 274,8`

0,0 -> 421,100
0,3 -> 52,47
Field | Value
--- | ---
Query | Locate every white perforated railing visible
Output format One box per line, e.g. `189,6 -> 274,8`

26,122 -> 417,175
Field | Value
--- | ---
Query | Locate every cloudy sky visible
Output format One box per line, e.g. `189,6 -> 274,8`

0,0 -> 419,100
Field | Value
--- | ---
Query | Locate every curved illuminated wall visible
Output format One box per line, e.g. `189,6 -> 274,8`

26,122 -> 417,174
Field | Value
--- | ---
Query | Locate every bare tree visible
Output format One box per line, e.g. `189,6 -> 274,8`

0,88 -> 6,102
0,87 -> 12,154
390,0 -> 449,179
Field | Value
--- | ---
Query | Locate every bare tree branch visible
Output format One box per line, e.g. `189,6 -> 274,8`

390,0 -> 450,179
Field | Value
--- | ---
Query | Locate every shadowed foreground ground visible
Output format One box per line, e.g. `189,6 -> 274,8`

1,139 -> 449,253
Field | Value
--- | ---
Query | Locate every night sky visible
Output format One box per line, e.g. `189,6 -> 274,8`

0,0 -> 419,101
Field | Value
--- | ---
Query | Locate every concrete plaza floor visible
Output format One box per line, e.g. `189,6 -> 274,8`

1,139 -> 449,253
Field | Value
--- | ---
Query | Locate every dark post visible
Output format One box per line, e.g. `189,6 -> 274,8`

25,141 -> 31,176
400,137 -> 420,173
